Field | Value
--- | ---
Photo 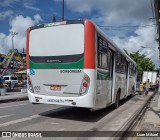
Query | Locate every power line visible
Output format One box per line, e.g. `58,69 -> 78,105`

101,28 -> 137,31
97,23 -> 156,31
97,24 -> 155,28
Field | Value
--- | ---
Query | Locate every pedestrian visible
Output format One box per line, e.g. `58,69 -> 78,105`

145,79 -> 151,96
156,76 -> 159,92
156,76 -> 159,83
0,74 -> 3,88
139,82 -> 144,95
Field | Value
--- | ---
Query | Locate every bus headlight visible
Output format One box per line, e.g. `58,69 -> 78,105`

79,74 -> 90,96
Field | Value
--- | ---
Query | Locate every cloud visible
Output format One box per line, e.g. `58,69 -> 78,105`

0,0 -> 40,11
112,24 -> 159,67
0,33 -> 9,53
33,14 -> 42,24
65,0 -> 152,26
0,14 -> 42,54
0,0 -> 20,7
23,5 -> 40,11
0,10 -> 13,20
22,0 -> 40,11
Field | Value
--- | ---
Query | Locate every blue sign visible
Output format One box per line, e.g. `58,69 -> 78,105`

30,69 -> 35,76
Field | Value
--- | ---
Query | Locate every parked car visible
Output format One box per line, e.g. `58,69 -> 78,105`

3,75 -> 18,89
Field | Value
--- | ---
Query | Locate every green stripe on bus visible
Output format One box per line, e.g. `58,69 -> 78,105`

29,58 -> 84,69
97,70 -> 110,80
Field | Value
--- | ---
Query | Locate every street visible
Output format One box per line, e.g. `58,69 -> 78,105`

0,93 -> 154,140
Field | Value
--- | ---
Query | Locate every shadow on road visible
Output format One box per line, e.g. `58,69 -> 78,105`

40,106 -> 113,122
40,96 -> 132,122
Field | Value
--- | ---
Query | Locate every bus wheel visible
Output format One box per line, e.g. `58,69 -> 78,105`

114,92 -> 120,109
131,86 -> 135,97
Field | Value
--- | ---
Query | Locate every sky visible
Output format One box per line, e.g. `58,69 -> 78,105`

0,0 -> 159,67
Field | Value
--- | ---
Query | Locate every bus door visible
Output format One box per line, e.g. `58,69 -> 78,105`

95,48 -> 114,109
126,61 -> 129,96
108,49 -> 114,103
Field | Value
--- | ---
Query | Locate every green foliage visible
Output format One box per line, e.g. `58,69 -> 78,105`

129,51 -> 155,80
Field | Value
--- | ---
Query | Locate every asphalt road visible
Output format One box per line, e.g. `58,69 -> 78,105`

0,93 -> 154,140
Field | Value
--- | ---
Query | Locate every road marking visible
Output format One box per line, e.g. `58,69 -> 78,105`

2,138 -> 16,140
0,114 -> 40,127
51,122 -> 59,125
0,114 -> 14,119
0,103 -> 28,109
57,128 -> 65,131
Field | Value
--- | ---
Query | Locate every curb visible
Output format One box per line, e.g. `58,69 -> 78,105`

0,96 -> 28,104
113,91 -> 156,140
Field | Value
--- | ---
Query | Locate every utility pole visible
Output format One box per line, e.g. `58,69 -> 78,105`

62,0 -> 64,21
159,46 -> 160,76
10,31 -> 18,50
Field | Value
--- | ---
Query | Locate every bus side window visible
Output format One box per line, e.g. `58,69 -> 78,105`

98,52 -> 102,67
116,52 -> 121,72
102,53 -> 108,69
129,62 -> 134,76
108,49 -> 113,78
97,36 -> 108,70
98,37 -> 103,51
121,55 -> 127,73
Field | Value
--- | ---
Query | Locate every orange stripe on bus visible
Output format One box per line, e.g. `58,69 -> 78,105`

84,20 -> 96,69
26,28 -> 30,69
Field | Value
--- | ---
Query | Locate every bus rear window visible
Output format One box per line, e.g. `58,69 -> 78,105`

29,24 -> 84,57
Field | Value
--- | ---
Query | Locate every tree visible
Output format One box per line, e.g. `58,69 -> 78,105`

129,51 -> 155,81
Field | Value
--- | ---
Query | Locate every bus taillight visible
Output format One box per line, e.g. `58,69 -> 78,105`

83,82 -> 88,87
27,75 -> 34,93
28,81 -> 31,85
79,74 -> 90,95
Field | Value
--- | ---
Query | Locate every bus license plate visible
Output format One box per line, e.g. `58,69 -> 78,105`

50,85 -> 61,91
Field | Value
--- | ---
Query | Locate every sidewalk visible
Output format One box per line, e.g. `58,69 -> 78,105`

137,88 -> 160,139
0,91 -> 28,103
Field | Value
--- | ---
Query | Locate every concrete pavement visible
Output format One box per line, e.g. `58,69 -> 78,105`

0,90 -> 28,103
137,89 -> 160,140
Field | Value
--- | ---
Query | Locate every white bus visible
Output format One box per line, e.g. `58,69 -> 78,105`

26,20 -> 137,110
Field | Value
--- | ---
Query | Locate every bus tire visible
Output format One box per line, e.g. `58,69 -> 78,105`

32,103 -> 40,105
131,86 -> 135,97
114,91 -> 120,109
